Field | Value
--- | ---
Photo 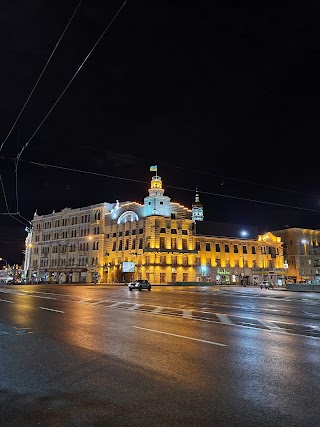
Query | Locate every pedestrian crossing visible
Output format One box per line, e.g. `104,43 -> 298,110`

0,287 -> 319,339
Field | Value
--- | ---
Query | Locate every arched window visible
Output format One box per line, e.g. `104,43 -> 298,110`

117,211 -> 139,224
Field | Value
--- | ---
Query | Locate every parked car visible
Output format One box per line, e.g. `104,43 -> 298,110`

0,276 -> 14,284
260,281 -> 274,289
128,279 -> 151,291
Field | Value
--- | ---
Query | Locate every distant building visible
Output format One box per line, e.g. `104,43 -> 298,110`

24,168 -> 285,285
270,226 -> 320,284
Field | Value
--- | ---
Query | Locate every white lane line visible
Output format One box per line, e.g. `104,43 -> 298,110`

216,314 -> 234,325
303,311 -> 320,317
0,298 -> 14,303
108,301 -> 123,308
92,299 -> 111,306
182,309 -> 192,318
128,304 -> 140,310
258,320 -> 283,330
39,307 -> 64,313
77,299 -> 94,304
151,306 -> 163,314
133,326 -> 227,347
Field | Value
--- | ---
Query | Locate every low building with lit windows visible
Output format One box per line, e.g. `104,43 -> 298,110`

270,226 -> 320,284
24,167 -> 285,286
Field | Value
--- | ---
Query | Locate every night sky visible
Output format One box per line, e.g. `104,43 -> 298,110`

1,0 -> 320,264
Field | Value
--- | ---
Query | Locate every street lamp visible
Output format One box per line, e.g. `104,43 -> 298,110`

0,258 -> 8,269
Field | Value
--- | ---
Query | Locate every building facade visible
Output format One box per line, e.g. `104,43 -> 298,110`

24,170 -> 285,286
271,227 -> 320,284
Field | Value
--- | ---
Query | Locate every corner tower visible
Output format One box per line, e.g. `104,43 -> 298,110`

144,166 -> 171,216
192,187 -> 204,221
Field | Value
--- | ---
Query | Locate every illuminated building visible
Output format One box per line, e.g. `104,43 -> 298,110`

270,226 -> 320,284
25,167 -> 285,285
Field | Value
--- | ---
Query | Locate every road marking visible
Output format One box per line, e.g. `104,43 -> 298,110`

39,307 -> 64,313
92,299 -> 111,306
0,299 -> 14,303
77,299 -> 93,304
151,306 -> 163,314
258,320 -> 282,330
128,304 -> 140,310
108,301 -> 123,308
216,314 -> 234,325
303,311 -> 320,317
182,309 -> 192,318
132,326 -> 227,347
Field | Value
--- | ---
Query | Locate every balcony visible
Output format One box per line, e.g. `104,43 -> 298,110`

144,248 -> 198,254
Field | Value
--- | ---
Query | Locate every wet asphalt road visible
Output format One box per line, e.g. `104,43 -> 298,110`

0,284 -> 320,426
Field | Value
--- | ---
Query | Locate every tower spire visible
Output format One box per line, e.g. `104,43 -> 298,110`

192,186 -> 204,221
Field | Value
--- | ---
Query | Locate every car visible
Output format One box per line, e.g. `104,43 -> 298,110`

0,276 -> 14,284
260,281 -> 274,289
128,279 -> 151,291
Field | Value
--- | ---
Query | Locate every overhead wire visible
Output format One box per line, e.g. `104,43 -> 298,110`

12,0 -> 127,229
51,141 -> 303,195
0,0 -> 84,228
16,0 -> 128,165
6,157 -> 320,215
0,0 -> 83,154
0,174 -> 28,226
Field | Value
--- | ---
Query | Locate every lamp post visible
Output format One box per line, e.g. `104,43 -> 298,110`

0,258 -> 8,269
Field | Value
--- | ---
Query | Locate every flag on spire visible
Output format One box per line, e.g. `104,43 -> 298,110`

150,165 -> 157,172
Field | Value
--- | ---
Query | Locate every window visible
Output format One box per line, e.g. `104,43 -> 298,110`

195,241 -> 200,250
234,245 -> 238,253
160,228 -> 166,233
171,238 -> 177,249
206,243 -> 211,251
252,246 -> 256,254
160,237 -> 165,248
225,244 -> 229,253
242,246 -> 247,254
216,244 -> 220,252
160,273 -> 166,283
171,229 -> 177,234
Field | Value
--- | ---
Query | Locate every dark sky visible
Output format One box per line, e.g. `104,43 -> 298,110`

1,0 -> 320,264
